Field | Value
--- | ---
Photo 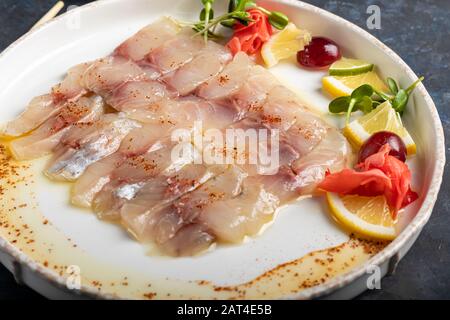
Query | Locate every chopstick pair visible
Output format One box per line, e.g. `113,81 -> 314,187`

31,1 -> 65,30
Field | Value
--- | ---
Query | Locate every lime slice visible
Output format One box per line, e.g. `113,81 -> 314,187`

329,58 -> 374,76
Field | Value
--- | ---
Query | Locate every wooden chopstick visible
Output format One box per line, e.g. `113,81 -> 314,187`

31,1 -> 65,30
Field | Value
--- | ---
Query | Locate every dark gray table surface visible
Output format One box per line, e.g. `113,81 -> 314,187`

0,0 -> 448,300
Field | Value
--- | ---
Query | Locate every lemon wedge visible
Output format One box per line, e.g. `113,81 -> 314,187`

327,193 -> 396,240
323,71 -> 389,98
261,23 -> 311,68
343,101 -> 416,154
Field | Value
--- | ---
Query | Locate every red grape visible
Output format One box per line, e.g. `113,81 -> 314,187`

297,37 -> 341,68
358,131 -> 407,163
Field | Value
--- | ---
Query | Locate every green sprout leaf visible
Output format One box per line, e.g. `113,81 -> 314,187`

329,96 -> 351,114
228,0 -> 238,12
392,89 -> 409,113
387,77 -> 399,94
200,8 -> 214,21
268,11 -> 289,30
351,84 -> 373,100
356,96 -> 374,114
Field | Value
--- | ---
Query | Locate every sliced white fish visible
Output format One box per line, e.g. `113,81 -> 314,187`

9,96 -> 104,160
71,153 -> 121,208
197,52 -> 252,100
106,80 -> 172,112
92,139 -> 199,219
120,164 -> 227,241
232,65 -> 279,114
81,56 -> 147,97
121,166 -> 246,255
148,31 -> 204,74
115,17 -> 180,62
163,41 -> 232,95
3,64 -> 92,137
51,62 -> 90,103
71,122 -> 177,207
45,114 -> 140,181
2,95 -> 59,137
292,127 -> 351,194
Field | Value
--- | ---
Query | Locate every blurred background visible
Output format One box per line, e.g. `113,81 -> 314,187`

0,0 -> 448,300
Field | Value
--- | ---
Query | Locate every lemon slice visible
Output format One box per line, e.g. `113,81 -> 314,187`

323,71 -> 389,97
327,193 -> 396,240
343,101 -> 416,154
261,23 -> 311,68
329,58 -> 374,76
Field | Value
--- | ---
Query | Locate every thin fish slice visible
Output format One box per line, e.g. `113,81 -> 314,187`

147,31 -> 204,74
106,80 -> 172,112
199,165 -> 307,245
92,139 -> 199,220
51,62 -> 90,103
163,41 -> 232,95
197,52 -> 252,100
3,63 -> 91,137
292,127 -> 351,194
2,94 -> 59,137
45,114 -> 140,181
121,166 -> 246,255
9,96 -> 104,160
115,17 -> 180,62
232,65 -> 279,114
81,56 -> 147,97
72,122 -> 178,208
120,164 -> 227,242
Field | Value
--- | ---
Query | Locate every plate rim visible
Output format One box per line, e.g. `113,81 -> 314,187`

0,0 -> 445,300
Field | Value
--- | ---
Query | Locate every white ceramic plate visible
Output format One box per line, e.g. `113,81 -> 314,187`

0,0 -> 445,300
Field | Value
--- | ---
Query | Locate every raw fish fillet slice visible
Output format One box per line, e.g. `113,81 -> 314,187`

45,114 -> 140,181
291,127 -> 351,194
9,96 -> 104,160
199,166 -> 300,244
139,62 -> 162,80
81,56 -> 147,97
159,224 -> 215,257
148,32 -> 205,74
105,80 -> 173,112
197,52 -> 252,100
163,41 -> 232,95
170,96 -> 240,130
199,184 -> 276,243
92,140 -> 199,219
115,17 -> 180,62
124,96 -> 239,131
2,94 -> 58,137
71,122 -> 180,207
254,85 -> 310,132
120,164 -> 227,241
71,153 -> 121,208
3,63 -> 91,137
281,112 -> 329,157
121,166 -> 246,255
51,62 -> 91,103
233,65 -> 279,114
